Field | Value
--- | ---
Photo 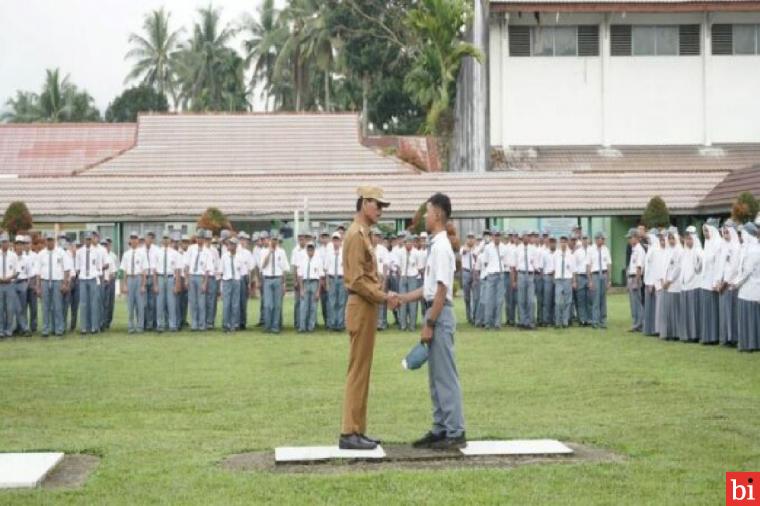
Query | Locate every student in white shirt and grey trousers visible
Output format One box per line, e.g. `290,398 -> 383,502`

75,232 -> 104,335
397,193 -> 466,450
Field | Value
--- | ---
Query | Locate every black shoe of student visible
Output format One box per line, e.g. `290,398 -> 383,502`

412,431 -> 446,449
339,433 -> 377,450
359,433 -> 382,445
429,433 -> 467,450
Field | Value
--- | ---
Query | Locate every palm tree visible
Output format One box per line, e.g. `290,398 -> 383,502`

174,6 -> 246,111
2,91 -> 41,123
403,0 -> 482,134
302,3 -> 336,111
38,68 -> 73,122
125,8 -> 183,107
273,0 -> 316,111
241,0 -> 285,111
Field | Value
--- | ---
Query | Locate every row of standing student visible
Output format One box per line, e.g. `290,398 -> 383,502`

458,229 -> 612,331
628,219 -> 760,352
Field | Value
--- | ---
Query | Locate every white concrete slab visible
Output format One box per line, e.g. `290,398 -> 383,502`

275,445 -> 386,463
0,452 -> 64,489
460,440 -> 573,456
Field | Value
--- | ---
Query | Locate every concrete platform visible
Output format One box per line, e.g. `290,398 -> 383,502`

275,446 -> 386,463
0,452 -> 65,489
460,440 -> 573,456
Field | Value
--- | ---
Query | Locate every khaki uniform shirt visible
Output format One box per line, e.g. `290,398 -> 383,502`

342,219 -> 385,305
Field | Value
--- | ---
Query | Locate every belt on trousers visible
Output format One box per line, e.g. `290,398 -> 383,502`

517,271 -> 534,275
329,275 -> 343,278
158,274 -> 174,278
264,275 -> 281,279
14,279 -> 28,283
577,273 -> 588,277
425,300 -> 453,307
591,270 -> 608,274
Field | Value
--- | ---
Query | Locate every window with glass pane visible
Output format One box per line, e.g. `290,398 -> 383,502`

532,27 -> 554,56
656,26 -> 678,55
632,26 -> 656,55
554,26 -> 578,55
733,25 -> 757,54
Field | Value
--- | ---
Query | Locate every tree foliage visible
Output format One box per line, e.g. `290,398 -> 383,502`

197,207 -> 232,235
2,202 -> 33,236
731,191 -> 759,224
105,85 -> 169,122
2,69 -> 100,123
641,196 -> 671,228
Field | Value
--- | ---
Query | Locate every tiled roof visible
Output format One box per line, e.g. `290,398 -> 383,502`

492,0 -> 752,3
491,0 -> 760,11
0,123 -> 136,177
0,171 -> 727,221
493,144 -> 760,172
700,165 -> 760,212
86,113 -> 416,176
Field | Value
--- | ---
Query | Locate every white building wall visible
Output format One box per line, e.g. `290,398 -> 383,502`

490,10 -> 760,147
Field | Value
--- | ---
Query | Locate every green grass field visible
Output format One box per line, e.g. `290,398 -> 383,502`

0,293 -> 758,505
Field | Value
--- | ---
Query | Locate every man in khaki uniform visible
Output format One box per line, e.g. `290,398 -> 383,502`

339,186 -> 398,450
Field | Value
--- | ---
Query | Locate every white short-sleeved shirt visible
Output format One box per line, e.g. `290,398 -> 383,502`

299,253 -> 324,281
75,245 -> 104,280
374,244 -> 389,276
142,245 -> 160,274
121,247 -> 149,276
0,250 -> 19,280
588,245 -> 612,273
260,247 -> 290,277
324,246 -> 344,277
460,246 -> 476,271
628,243 -> 646,275
424,230 -> 455,303
221,252 -> 246,281
553,248 -> 576,280
155,247 -> 183,275
541,248 -> 556,274
513,243 -> 539,273
37,247 -> 71,281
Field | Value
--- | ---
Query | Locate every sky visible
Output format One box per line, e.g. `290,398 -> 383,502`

0,0 -> 280,115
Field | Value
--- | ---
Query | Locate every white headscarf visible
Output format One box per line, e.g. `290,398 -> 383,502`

701,223 -> 721,290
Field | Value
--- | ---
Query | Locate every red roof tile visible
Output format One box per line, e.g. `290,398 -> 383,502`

0,123 -> 136,177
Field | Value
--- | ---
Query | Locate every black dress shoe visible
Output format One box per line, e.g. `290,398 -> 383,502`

429,433 -> 467,450
359,433 -> 382,445
339,433 -> 377,450
412,431 -> 446,449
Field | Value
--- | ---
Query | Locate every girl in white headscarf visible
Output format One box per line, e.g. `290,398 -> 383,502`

733,222 -> 760,352
699,220 -> 722,344
716,222 -> 741,346
654,230 -> 669,336
661,227 -> 684,340
679,226 -> 702,342
643,229 -> 663,336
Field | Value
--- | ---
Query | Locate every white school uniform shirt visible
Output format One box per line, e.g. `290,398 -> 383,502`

573,245 -> 589,275
15,252 -> 32,280
644,242 -> 666,290
103,251 -> 119,281
553,248 -> 575,280
155,246 -> 182,276
291,246 -> 306,272
513,243 -> 539,273
96,244 -> 110,274
0,250 -> 19,280
413,246 -> 427,273
185,244 -> 212,276
717,232 -> 741,286
680,246 -> 702,291
221,251 -> 245,281
121,247 -> 149,276
374,244 -> 389,276
628,243 -> 646,276
260,247 -> 290,277
460,246 -> 476,272
397,247 -> 420,277
37,247 -> 71,281
141,245 -> 160,275
541,248 -> 556,275
236,247 -> 255,276
665,246 -> 683,293
23,251 -> 39,278
75,245 -> 103,280
736,236 -> 760,302
483,242 -> 507,275
475,252 -> 488,280
424,230 -> 455,303
323,246 -> 344,277
299,253 -> 324,281
588,245 -> 612,274
503,242 -> 517,270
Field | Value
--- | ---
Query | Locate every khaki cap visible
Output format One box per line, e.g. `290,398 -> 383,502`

357,186 -> 390,207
